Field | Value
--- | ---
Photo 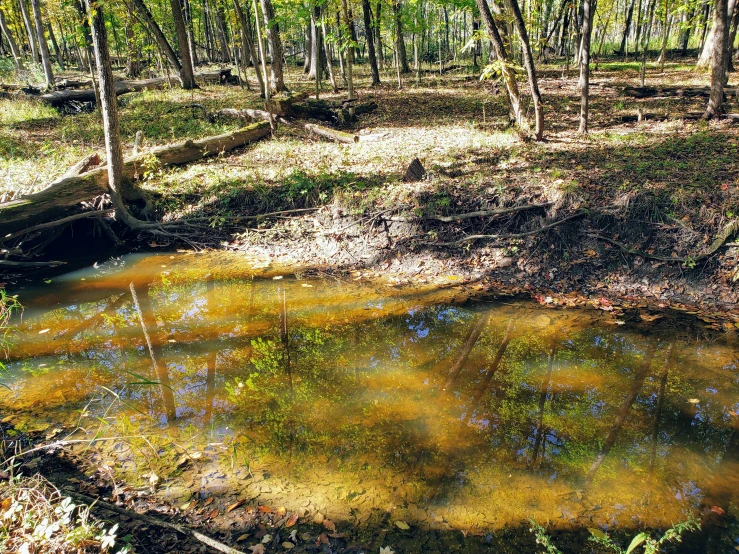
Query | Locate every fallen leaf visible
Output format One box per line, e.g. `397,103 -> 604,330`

261,534 -> 272,544
39,329 -> 50,334
395,521 -> 410,530
236,534 -> 250,542
322,519 -> 336,532
258,505 -> 272,513
285,513 -> 299,527
710,506 -> 726,516
203,497 -> 214,507
276,506 -> 287,516
206,509 -> 219,519
315,533 -> 329,545
228,500 -> 245,513
312,512 -> 324,524
282,542 -> 295,549
249,545 -> 265,554
688,398 -> 700,404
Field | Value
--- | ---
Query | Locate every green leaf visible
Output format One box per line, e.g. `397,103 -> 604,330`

626,532 -> 649,554
588,528 -> 607,540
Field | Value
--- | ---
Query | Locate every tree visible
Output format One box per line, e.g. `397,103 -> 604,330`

17,0 -> 38,63
477,0 -> 523,125
362,0 -> 381,85
393,0 -> 410,73
705,0 -> 730,118
129,0 -> 185,85
260,0 -> 287,92
0,8 -> 24,69
170,0 -> 198,89
30,0 -> 54,89
504,0 -> 544,140
579,0 -> 595,133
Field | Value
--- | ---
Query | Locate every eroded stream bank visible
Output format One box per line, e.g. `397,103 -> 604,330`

1,252 -> 738,553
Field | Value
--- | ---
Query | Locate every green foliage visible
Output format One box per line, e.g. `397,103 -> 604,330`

587,517 -> 700,553
0,289 -> 20,384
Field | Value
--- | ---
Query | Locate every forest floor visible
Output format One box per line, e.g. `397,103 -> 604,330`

2,55 -> 738,552
2,55 -> 739,326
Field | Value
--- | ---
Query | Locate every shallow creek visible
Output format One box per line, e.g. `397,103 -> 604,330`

1,252 -> 738,552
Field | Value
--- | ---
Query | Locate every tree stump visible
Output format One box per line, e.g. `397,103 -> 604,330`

403,158 -> 426,182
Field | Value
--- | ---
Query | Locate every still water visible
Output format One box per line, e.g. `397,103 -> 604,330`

2,252 -> 738,552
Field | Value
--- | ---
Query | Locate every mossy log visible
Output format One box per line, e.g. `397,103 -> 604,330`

305,123 -> 359,143
0,122 -> 271,236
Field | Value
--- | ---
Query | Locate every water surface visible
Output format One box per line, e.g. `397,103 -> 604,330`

2,253 -> 738,551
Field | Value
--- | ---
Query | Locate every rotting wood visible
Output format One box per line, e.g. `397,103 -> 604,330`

264,91 -> 309,116
305,122 -> 359,143
0,123 -> 271,236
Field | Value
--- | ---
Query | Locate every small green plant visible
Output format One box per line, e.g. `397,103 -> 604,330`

529,519 -> 563,554
0,290 -> 21,385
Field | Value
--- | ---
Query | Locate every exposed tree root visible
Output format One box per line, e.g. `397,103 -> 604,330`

388,201 -> 554,223
589,217 -> 739,263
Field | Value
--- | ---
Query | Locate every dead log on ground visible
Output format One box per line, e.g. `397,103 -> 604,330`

264,92 -> 309,116
0,122 -> 271,236
305,123 -> 359,143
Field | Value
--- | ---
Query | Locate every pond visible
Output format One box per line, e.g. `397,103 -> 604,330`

1,252 -> 738,553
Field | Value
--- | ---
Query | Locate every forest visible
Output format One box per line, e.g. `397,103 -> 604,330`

0,0 -> 739,551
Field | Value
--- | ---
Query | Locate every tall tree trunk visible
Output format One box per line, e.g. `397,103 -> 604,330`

619,0 -> 637,55
504,0 -> 545,139
252,0 -> 270,98
30,0 -> 54,88
125,18 -> 141,78
705,0 -> 729,117
477,0 -> 523,124
215,3 -> 231,61
0,8 -> 24,69
322,10 -> 339,92
171,0 -> 198,88
86,0 -> 143,229
17,0 -> 37,62
443,312 -> 490,388
260,0 -> 286,91
183,0 -> 198,65
678,0 -> 694,55
46,21 -> 63,69
375,0 -> 384,69
233,0 -> 266,96
304,25 -> 312,73
531,344 -> 556,467
579,0 -> 595,133
342,0 -> 355,108
362,0 -> 381,84
726,0 -> 739,69
309,6 -> 325,80
393,0 -> 410,72
130,0 -> 184,85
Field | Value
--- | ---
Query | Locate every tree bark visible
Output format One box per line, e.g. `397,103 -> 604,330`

504,0 -> 544,140
233,0 -> 266,96
0,8 -> 24,69
309,5 -> 324,80
375,0 -> 384,69
30,0 -> 54,89
171,0 -> 198,89
393,0 -> 411,72
579,0 -> 595,133
477,0 -> 523,125
362,0 -> 381,84
618,0 -> 637,57
705,0 -> 730,117
260,0 -> 286,92
129,0 -> 184,85
17,0 -> 38,63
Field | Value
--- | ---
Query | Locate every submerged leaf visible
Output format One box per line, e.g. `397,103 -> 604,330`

625,532 -> 648,554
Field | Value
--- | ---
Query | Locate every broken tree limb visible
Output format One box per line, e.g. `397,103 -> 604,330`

0,123 -> 271,236
0,209 -> 114,243
305,123 -> 359,143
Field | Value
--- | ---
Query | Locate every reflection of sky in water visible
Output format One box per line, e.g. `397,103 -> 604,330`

2,252 -> 738,538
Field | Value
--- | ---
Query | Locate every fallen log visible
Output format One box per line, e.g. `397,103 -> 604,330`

264,91 -> 309,116
0,122 -> 271,236
305,123 -> 359,143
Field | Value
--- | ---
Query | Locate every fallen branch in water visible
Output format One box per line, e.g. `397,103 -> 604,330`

0,210 -> 114,243
66,491 -> 245,554
589,217 -> 739,263
421,212 -> 584,246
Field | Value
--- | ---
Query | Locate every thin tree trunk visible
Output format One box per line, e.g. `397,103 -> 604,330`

444,312 -> 490,388
322,10 -> 339,92
477,0 -> 523,124
215,3 -> 231,61
531,344 -> 556,467
183,0 -> 198,65
46,21 -> 63,69
393,0 -> 411,72
648,344 -> 671,478
705,0 -> 729,117
18,0 -> 37,62
375,0 -> 384,69
579,0 -> 595,133
309,6 -> 325,80
171,0 -> 198,88
342,0 -> 355,110
233,0 -> 265,96
0,8 -> 24,69
362,0 -> 381,84
619,0 -> 637,55
30,0 -> 54,88
260,0 -> 286,91
129,0 -> 184,85
252,0 -> 270,98
504,0 -> 545,139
